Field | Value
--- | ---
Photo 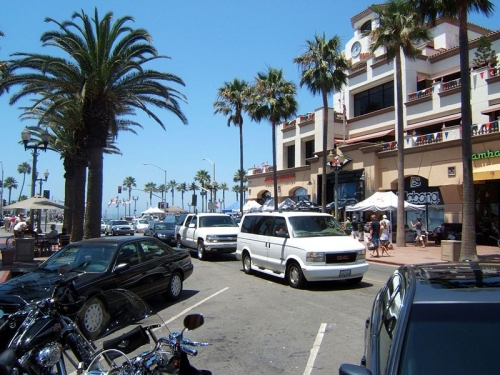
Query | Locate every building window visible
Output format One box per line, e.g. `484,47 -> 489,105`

305,140 -> 314,165
354,81 -> 394,117
360,20 -> 372,33
287,145 -> 295,168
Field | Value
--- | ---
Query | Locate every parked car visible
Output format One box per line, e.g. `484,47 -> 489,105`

236,211 -> 367,288
144,221 -> 177,245
105,219 -> 134,236
339,261 -> 500,375
101,220 -> 107,233
0,236 -> 193,339
133,218 -> 150,233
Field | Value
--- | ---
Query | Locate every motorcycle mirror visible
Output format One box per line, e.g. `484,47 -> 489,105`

58,264 -> 72,275
183,314 -> 204,331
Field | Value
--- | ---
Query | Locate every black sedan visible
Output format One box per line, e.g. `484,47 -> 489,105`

144,221 -> 176,246
0,236 -> 193,339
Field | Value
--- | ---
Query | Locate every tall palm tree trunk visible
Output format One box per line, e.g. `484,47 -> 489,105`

18,174 -> 27,200
239,123 -> 244,212
70,163 -> 86,241
84,147 -> 104,239
321,91 -> 329,213
458,2 -> 476,260
395,50 -> 406,248
272,120 -> 278,210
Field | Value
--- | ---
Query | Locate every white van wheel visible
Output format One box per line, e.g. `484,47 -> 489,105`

242,253 -> 252,274
287,261 -> 305,288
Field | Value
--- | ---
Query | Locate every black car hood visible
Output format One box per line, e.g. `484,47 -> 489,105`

0,270 -> 101,303
155,229 -> 175,235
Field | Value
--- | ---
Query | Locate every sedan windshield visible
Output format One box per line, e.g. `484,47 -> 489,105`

398,303 -> 500,374
39,244 -> 117,272
199,216 -> 238,227
113,221 -> 129,225
288,216 -> 345,237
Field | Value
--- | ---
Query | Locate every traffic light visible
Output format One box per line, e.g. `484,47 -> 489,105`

157,202 -> 161,208
2,199 -> 6,206
118,186 -> 122,194
43,190 -> 50,199
166,203 -> 169,208
160,202 -> 165,209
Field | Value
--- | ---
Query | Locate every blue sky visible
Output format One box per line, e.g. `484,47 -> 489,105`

1,0 -> 499,218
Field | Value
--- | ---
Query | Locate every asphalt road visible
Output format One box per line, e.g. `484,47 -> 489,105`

139,251 -> 397,375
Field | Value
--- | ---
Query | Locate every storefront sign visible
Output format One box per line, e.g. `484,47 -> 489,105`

264,173 -> 295,184
406,189 -> 442,205
472,149 -> 500,160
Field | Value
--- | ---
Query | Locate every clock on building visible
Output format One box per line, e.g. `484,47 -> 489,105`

351,41 -> 362,58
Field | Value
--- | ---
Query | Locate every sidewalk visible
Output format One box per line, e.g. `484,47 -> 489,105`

364,242 -> 500,266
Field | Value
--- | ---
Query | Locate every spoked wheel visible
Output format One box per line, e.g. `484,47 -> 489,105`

287,261 -> 305,289
5,236 -> 15,249
242,253 -> 253,274
197,240 -> 207,261
163,271 -> 183,301
78,297 -> 108,340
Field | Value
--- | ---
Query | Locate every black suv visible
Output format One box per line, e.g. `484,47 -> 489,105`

340,261 -> 500,375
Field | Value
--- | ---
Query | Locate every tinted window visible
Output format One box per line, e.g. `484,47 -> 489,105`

254,217 -> 273,235
113,220 -> 129,225
288,216 -> 345,237
241,215 -> 258,233
272,217 -> 288,236
140,239 -> 170,259
199,216 -> 238,227
116,243 -> 141,266
399,303 -> 500,375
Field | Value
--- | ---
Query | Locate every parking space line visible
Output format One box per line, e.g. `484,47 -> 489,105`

303,323 -> 326,375
163,287 -> 230,325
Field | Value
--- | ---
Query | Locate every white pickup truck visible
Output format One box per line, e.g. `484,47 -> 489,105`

175,213 -> 239,260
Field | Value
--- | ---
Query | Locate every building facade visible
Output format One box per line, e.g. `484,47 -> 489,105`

246,6 -> 500,245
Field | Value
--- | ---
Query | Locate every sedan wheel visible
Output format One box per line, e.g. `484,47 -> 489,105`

287,261 -> 305,289
78,297 -> 108,340
197,241 -> 207,261
163,271 -> 183,301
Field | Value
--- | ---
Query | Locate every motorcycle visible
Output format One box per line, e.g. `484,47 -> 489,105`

0,264 -> 151,375
90,313 -> 212,375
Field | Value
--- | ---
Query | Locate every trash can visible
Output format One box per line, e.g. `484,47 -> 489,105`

441,240 -> 461,262
1,249 -> 16,266
15,238 -> 35,262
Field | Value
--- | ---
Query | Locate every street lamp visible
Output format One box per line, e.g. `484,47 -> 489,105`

202,158 -> 216,212
36,169 -> 49,196
143,163 -> 167,205
21,127 -> 50,230
132,196 -> 139,216
327,149 -> 346,220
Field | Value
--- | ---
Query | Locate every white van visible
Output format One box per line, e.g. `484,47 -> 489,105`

236,211 -> 368,288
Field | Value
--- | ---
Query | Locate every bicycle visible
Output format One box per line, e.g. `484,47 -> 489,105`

5,235 -> 16,249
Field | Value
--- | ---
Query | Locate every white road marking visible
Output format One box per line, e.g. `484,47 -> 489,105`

303,323 -> 327,375
163,287 -> 230,325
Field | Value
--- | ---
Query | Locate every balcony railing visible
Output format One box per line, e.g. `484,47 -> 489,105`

381,120 -> 499,151
442,78 -> 461,91
408,87 -> 434,101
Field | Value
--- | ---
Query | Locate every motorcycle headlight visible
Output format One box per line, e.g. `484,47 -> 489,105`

36,343 -> 63,367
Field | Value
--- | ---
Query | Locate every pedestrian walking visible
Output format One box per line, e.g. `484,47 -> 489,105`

369,214 -> 381,257
351,216 -> 359,240
410,217 -> 426,248
380,219 -> 390,256
342,217 -> 352,235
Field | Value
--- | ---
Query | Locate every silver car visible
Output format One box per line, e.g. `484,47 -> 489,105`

105,220 -> 134,236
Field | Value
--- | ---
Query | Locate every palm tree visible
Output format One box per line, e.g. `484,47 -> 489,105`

233,169 -> 248,184
408,0 -> 495,260
294,33 -> 350,213
247,67 -> 298,210
167,180 -> 177,207
17,162 -> 31,200
195,170 -> 210,212
144,182 -> 157,208
176,182 -> 187,209
4,177 -> 18,204
0,9 -> 187,238
219,182 -> 229,209
214,78 -> 250,213
18,195 -> 28,201
232,185 -> 241,201
368,0 -> 431,249
123,176 -> 137,216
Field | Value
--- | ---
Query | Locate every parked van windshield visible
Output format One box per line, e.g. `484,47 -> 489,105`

288,215 -> 345,237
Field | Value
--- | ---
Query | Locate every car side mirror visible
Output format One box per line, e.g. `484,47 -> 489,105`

275,231 -> 289,238
339,364 -> 372,375
115,263 -> 131,273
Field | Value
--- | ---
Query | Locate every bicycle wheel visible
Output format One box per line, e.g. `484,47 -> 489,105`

5,236 -> 15,249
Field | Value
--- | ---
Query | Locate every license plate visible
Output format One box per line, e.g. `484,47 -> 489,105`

340,269 -> 351,277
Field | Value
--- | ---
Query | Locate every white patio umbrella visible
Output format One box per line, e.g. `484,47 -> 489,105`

3,195 -> 68,210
